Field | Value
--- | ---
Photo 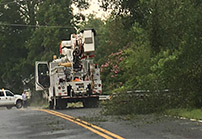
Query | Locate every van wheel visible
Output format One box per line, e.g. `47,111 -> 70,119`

6,106 -> 12,109
16,100 -> 23,109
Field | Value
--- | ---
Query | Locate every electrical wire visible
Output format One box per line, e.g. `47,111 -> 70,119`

0,0 -> 20,5
0,23 -> 75,29
0,1 -> 16,5
0,0 -> 30,5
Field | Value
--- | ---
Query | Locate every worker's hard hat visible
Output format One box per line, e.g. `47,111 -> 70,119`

53,55 -> 57,60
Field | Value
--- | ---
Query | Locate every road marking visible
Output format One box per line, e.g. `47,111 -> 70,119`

165,114 -> 202,123
43,110 -> 124,139
37,109 -> 125,139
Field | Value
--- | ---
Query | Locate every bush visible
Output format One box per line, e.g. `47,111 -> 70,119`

102,90 -> 195,115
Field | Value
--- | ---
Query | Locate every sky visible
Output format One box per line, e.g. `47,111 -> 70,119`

72,0 -> 110,20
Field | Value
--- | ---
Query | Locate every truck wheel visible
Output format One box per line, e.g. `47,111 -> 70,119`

6,106 -> 12,109
16,100 -> 23,109
83,98 -> 99,108
56,102 -> 67,109
83,100 -> 93,108
83,101 -> 90,108
90,99 -> 99,108
49,101 -> 54,109
60,104 -> 67,109
92,100 -> 99,108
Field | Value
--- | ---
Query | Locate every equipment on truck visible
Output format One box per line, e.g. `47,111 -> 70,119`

35,29 -> 102,109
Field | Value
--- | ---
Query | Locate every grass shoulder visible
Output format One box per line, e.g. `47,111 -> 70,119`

165,108 -> 202,120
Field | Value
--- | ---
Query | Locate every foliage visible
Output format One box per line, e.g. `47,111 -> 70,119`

0,0 -> 202,114
0,0 -> 76,94
101,50 -> 125,92
73,0 -> 89,10
103,90 -> 194,115
79,16 -> 130,93
97,0 -> 202,114
99,0 -> 149,26
0,0 -> 30,92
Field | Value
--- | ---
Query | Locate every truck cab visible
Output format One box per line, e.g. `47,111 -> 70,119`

0,89 -> 23,109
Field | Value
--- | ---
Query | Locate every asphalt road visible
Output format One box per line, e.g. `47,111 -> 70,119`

1,107 -> 202,139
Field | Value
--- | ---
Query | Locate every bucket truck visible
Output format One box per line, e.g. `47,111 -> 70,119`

35,29 -> 102,109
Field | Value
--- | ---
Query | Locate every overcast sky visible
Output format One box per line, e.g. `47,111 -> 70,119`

73,0 -> 110,19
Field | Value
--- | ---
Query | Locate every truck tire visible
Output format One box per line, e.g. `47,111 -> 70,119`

83,100 -> 90,108
92,100 -> 99,108
83,98 -> 99,108
49,101 -> 54,109
56,99 -> 67,109
91,98 -> 99,108
16,100 -> 23,109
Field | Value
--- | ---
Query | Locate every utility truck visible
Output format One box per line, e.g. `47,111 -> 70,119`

35,29 -> 102,109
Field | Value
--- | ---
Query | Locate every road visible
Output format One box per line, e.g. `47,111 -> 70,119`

0,107 -> 202,139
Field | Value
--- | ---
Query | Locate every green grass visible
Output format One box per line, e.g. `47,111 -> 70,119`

165,109 -> 202,120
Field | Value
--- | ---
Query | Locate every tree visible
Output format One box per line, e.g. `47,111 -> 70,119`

0,0 -> 77,92
99,0 -> 150,26
26,0 -> 75,62
0,0 -> 29,91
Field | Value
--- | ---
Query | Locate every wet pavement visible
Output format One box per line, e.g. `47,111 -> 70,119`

0,108 -> 102,139
57,108 -> 202,139
1,107 -> 202,139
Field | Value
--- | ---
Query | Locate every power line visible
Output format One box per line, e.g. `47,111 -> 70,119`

0,23 -> 75,29
0,0 -> 30,5
0,0 -> 20,5
0,1 -> 15,5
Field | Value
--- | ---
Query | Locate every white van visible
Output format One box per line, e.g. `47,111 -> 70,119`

0,89 -> 23,109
